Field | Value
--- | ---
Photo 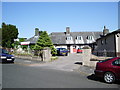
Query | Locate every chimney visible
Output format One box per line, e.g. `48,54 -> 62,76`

35,28 -> 39,36
66,27 -> 70,34
103,26 -> 109,36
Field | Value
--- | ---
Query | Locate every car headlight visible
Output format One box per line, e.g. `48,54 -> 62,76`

1,56 -> 7,59
11,57 -> 15,59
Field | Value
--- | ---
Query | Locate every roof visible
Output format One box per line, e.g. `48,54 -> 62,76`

96,29 -> 120,41
111,29 -> 120,34
25,35 -> 39,44
50,31 -> 102,44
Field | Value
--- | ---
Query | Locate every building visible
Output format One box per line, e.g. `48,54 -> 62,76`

50,27 -> 103,53
20,28 -> 40,46
94,27 -> 120,57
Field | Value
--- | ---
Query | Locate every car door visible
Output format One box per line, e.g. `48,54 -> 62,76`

112,58 -> 120,78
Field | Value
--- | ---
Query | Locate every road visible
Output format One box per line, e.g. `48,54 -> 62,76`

2,57 -> 120,88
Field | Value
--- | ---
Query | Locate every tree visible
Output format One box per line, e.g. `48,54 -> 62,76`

34,31 -> 57,56
2,22 -> 19,48
19,38 -> 26,42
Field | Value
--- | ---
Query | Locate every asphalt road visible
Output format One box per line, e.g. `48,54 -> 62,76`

2,58 -> 120,88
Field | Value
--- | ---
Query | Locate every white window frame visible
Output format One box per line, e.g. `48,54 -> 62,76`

77,36 -> 82,40
66,36 -> 72,40
87,36 -> 93,40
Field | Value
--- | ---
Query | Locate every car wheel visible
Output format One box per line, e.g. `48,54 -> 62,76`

104,72 -> 115,84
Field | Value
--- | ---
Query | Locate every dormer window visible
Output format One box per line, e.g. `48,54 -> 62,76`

86,36 -> 93,40
66,36 -> 72,40
76,36 -> 82,40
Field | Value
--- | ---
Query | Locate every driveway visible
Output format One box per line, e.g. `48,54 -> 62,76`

30,53 -> 83,72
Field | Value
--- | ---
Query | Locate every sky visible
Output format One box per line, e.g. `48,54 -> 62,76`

2,2 -> 118,38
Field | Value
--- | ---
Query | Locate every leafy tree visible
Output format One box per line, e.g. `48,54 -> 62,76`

2,22 -> 19,48
34,31 -> 57,56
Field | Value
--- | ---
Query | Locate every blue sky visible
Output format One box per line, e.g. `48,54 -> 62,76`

2,2 -> 118,38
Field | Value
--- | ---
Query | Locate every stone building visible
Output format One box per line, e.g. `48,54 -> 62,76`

20,28 -> 40,46
94,27 -> 120,57
50,27 -> 103,53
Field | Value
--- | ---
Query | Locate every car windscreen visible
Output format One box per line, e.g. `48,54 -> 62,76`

2,49 -> 8,54
60,48 -> 67,51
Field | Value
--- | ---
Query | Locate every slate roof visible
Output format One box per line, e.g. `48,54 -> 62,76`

25,36 -> 39,44
111,29 -> 120,34
96,29 -> 120,41
50,31 -> 103,44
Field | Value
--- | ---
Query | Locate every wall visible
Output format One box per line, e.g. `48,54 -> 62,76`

43,47 -> 51,62
15,48 -> 52,62
66,40 -> 74,44
116,33 -> 120,56
82,48 -> 97,67
95,34 -> 116,57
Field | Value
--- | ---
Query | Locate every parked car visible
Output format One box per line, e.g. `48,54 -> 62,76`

0,48 -> 15,63
77,48 -> 83,53
94,57 -> 120,83
57,48 -> 68,56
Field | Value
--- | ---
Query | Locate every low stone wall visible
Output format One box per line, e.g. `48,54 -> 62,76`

82,49 -> 112,67
15,47 -> 52,62
15,55 -> 42,61
93,51 -> 116,57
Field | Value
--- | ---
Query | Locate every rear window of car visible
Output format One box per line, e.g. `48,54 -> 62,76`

60,48 -> 67,51
99,57 -> 114,63
112,58 -> 120,66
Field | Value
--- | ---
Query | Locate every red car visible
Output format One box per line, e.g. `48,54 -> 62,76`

94,57 -> 120,83
77,48 -> 83,53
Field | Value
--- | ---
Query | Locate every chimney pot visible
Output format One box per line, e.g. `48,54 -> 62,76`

35,28 -> 39,36
103,26 -> 109,36
66,27 -> 70,34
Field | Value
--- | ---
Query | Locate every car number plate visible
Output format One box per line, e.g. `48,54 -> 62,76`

7,59 -> 12,61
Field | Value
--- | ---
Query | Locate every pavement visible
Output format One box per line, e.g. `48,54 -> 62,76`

77,65 -> 95,75
28,53 -> 96,75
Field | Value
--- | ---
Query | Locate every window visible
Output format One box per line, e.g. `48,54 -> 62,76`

77,36 -> 82,40
86,36 -> 93,40
112,58 -> 120,66
66,36 -> 72,40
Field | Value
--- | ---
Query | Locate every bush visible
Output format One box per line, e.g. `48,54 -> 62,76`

50,46 -> 57,56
